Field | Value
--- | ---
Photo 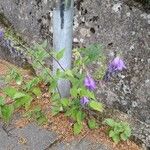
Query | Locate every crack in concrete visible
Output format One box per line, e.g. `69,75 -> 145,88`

44,137 -> 62,150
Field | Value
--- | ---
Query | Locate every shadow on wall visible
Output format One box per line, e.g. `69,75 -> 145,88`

125,0 -> 150,13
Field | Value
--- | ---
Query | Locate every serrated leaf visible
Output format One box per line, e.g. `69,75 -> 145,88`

14,94 -> 32,110
65,70 -> 74,77
13,92 -> 26,100
114,124 -> 124,133
112,134 -> 120,143
71,108 -> 78,121
89,101 -> 103,112
0,96 -> 5,106
61,98 -> 70,107
37,116 -> 47,125
56,49 -> 65,60
25,77 -> 40,91
87,91 -> 95,99
51,106 -> 62,116
88,119 -> 97,129
3,87 -> 17,98
73,122 -> 83,135
104,118 -> 116,127
32,87 -> 42,97
124,126 -> 132,137
76,111 -> 84,124
70,88 -> 78,97
120,133 -> 128,141
109,130 -> 115,137
1,105 -> 14,123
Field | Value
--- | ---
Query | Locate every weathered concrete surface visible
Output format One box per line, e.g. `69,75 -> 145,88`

0,122 -> 111,150
0,0 -> 53,43
49,140 -> 110,150
0,123 -> 58,150
0,38 -> 29,68
0,0 -> 150,147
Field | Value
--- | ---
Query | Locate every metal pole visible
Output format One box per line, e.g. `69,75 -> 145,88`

53,0 -> 74,97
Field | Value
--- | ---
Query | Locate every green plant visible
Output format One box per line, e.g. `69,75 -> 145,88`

0,30 -> 130,140
24,106 -> 47,125
104,118 -> 132,143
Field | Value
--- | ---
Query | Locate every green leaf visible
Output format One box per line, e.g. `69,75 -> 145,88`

32,87 -> 42,97
112,134 -> 120,143
15,74 -> 22,85
14,94 -> 32,110
1,105 -> 14,123
114,123 -> 124,133
13,92 -> 26,100
3,87 -> 17,98
70,88 -> 78,97
0,96 -> 5,106
109,130 -> 115,137
56,49 -> 65,60
120,133 -> 129,141
25,77 -> 40,91
6,69 -> 22,85
37,116 -> 47,125
73,122 -> 83,135
86,91 -> 95,99
24,95 -> 33,110
0,107 -> 2,117
65,70 -> 74,77
76,111 -> 84,124
89,101 -> 103,112
104,118 -> 116,127
51,106 -> 61,116
88,119 -> 98,129
71,108 -> 78,121
61,98 -> 70,107
124,126 -> 132,137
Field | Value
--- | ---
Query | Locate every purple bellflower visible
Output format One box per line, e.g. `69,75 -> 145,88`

80,97 -> 89,106
103,56 -> 126,81
109,56 -> 126,72
84,75 -> 96,91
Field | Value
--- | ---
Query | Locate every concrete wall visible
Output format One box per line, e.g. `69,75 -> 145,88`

0,0 -> 150,145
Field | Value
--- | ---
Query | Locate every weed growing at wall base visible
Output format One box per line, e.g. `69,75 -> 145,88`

0,30 -> 131,142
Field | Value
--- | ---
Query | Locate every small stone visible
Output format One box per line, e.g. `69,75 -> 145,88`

132,101 -> 138,107
80,28 -> 90,37
121,75 -> 125,79
145,79 -> 150,84
130,45 -> 134,50
147,14 -> 150,19
80,38 -> 84,43
121,100 -> 127,105
112,3 -> 122,13
131,31 -> 136,35
126,12 -> 130,17
73,38 -> 79,43
140,13 -> 147,19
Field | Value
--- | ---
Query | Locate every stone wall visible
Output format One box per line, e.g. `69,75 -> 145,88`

0,0 -> 150,137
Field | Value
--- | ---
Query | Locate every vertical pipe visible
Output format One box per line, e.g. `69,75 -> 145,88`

53,0 -> 74,97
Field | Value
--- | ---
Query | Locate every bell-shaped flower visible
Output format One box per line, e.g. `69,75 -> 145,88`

84,75 -> 96,91
80,97 -> 89,106
103,56 -> 126,81
109,57 -> 126,72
